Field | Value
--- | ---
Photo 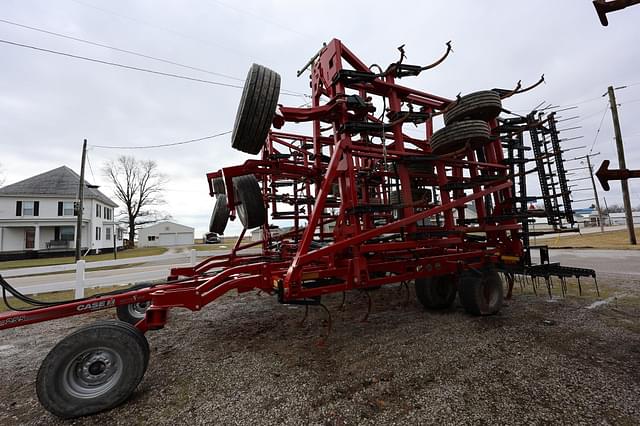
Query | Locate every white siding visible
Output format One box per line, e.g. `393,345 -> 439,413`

0,195 -> 122,252
138,222 -> 194,247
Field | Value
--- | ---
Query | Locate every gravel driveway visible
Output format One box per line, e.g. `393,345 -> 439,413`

1,274 -> 639,425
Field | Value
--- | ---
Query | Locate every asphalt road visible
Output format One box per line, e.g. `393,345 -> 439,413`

536,249 -> 640,277
8,247 -> 639,294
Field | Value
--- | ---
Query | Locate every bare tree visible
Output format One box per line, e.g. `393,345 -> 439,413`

103,156 -> 169,246
0,163 -> 5,186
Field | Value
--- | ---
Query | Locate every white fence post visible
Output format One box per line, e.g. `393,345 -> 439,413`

75,260 -> 86,299
190,249 -> 197,266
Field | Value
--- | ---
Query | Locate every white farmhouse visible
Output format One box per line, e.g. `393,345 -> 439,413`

0,166 -> 123,255
138,221 -> 194,247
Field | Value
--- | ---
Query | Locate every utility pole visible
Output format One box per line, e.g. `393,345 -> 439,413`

607,85 -> 637,244
75,139 -> 87,261
586,154 -> 605,232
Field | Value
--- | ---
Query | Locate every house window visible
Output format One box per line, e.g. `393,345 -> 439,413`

95,227 -> 101,241
96,204 -> 102,218
60,226 -> 75,241
106,227 -> 111,240
23,201 -> 35,216
117,228 -> 123,240
16,200 -> 39,216
59,201 -> 75,216
148,236 -> 156,242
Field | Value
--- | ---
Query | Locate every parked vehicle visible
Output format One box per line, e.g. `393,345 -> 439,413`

204,232 -> 221,244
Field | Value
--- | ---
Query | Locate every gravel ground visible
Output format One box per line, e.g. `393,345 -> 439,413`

0,274 -> 639,425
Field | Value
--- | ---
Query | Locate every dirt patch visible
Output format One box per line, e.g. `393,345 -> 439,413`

0,274 -> 639,425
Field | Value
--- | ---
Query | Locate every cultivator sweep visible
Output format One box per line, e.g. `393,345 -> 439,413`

0,39 -> 598,418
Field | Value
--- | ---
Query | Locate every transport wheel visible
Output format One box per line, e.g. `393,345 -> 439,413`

233,175 -> 266,229
212,177 -> 226,195
231,63 -> 281,154
443,90 -> 502,125
459,270 -> 503,316
209,194 -> 230,234
36,321 -> 149,419
116,301 -> 150,325
415,274 -> 457,309
430,120 -> 490,155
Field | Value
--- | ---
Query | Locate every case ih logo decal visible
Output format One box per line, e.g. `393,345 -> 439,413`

77,299 -> 116,312
0,315 -> 26,327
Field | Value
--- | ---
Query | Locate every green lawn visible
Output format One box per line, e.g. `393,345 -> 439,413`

0,247 -> 168,270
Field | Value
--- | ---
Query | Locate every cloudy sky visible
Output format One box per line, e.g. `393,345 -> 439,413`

1,0 -> 639,237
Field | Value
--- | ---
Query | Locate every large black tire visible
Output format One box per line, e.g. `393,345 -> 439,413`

233,175 -> 266,229
209,194 -> 230,234
459,270 -> 503,316
430,120 -> 490,155
116,301 -> 150,325
415,274 -> 457,309
443,90 -> 502,125
231,64 -> 281,154
36,321 -> 149,419
212,177 -> 226,195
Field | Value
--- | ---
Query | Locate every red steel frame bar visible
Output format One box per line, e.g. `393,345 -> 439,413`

0,38 -> 524,333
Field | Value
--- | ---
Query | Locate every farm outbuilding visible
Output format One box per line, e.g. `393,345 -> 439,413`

138,221 -> 194,247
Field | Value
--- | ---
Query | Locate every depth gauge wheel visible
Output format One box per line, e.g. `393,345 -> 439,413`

430,120 -> 490,155
231,63 -> 281,154
459,269 -> 503,316
36,321 -> 149,419
233,175 -> 266,229
116,302 -> 150,325
415,274 -> 457,309
443,90 -> 502,125
209,194 -> 230,234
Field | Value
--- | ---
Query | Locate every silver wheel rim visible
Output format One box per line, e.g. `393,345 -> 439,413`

62,348 -> 123,399
128,302 -> 150,319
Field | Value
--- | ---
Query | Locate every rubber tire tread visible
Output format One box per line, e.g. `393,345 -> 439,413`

115,303 -> 147,326
443,90 -> 502,125
36,320 -> 149,419
209,194 -> 230,234
233,175 -> 266,229
212,177 -> 226,195
231,64 -> 281,154
459,270 -> 503,316
430,120 -> 490,155
415,275 -> 457,309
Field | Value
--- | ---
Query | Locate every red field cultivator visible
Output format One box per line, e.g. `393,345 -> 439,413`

0,39 -> 597,418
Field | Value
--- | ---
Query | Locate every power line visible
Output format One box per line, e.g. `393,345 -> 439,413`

589,101 -> 609,153
0,38 -> 247,88
68,0 -> 258,63
0,36 -> 305,97
210,0 -> 314,39
620,98 -> 640,105
576,103 -> 610,123
90,130 -> 232,149
85,149 -> 97,183
0,18 -> 243,82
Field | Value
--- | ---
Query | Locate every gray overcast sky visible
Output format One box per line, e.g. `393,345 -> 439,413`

1,0 -> 639,237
